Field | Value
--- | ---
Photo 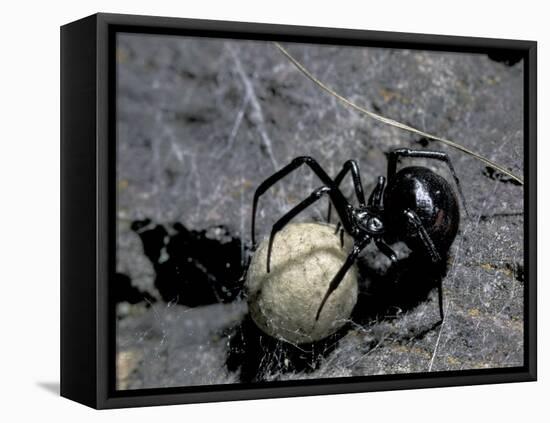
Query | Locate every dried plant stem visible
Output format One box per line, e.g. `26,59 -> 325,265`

274,42 -> 523,186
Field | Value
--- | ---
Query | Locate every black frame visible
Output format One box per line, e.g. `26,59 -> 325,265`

60,12 -> 537,409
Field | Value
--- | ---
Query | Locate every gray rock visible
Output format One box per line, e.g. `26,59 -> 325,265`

115,33 -> 524,388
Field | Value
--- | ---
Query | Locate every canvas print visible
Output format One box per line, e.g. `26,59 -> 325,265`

115,33 -> 525,390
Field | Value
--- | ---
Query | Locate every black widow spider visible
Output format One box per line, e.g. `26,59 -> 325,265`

251,148 -> 468,323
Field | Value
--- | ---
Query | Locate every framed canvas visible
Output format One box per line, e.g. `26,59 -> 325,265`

60,12 -> 537,409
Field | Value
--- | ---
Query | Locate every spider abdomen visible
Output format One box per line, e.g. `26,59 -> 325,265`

383,166 -> 460,254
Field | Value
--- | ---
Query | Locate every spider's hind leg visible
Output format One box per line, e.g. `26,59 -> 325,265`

316,235 -> 371,320
387,148 -> 469,217
403,209 -> 446,322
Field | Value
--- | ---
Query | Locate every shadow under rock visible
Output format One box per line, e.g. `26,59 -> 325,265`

352,250 -> 448,325
131,218 -> 249,307
226,314 -> 349,383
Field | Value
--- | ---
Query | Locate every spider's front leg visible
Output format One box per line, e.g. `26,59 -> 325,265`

266,186 -> 332,273
251,156 -> 353,248
316,235 -> 371,320
327,160 -> 366,223
374,238 -> 398,264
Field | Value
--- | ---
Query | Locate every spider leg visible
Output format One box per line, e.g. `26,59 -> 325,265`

316,235 -> 371,320
252,156 -> 352,248
403,209 -> 445,321
334,221 -> 341,235
387,148 -> 469,217
327,160 -> 366,223
403,209 -> 442,263
374,238 -> 398,264
367,176 -> 386,211
437,276 -> 444,323
266,186 -> 332,273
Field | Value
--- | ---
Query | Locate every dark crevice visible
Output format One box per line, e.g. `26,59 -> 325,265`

482,166 -> 522,185
113,272 -> 156,305
225,315 -> 348,382
414,137 -> 432,147
512,262 -> 524,283
478,211 -> 523,221
353,250 -> 448,324
371,102 -> 382,113
461,260 -> 524,283
174,111 -> 214,124
487,52 -> 523,67
131,218 -> 248,307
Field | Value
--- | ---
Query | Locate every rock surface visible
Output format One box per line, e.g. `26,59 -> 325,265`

115,33 -> 524,389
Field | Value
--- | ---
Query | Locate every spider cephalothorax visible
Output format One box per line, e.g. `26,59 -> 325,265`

251,148 -> 467,322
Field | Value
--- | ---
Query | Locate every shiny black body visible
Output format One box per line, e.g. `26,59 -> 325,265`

384,166 -> 460,256
251,148 -> 467,322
